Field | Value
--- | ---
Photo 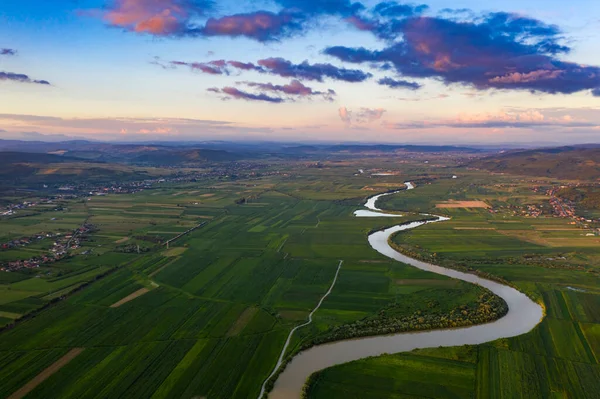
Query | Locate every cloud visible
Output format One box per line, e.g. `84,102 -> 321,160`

165,56 -> 372,82
0,72 -> 51,85
13,131 -> 90,142
170,59 -> 228,74
274,0 -> 364,16
99,0 -> 363,42
378,77 -> 421,90
339,107 -> 386,124
208,87 -> 285,103
0,114 -> 239,139
488,69 -> 564,84
396,93 -> 448,101
339,107 -> 352,123
373,1 -> 428,17
240,80 -> 336,101
1,48 -> 17,56
357,107 -> 386,122
200,10 -> 304,42
102,0 -> 211,35
255,58 -> 372,82
325,13 -> 600,96
137,126 -> 176,134
392,109 -> 599,129
227,61 -> 257,71
346,15 -> 378,31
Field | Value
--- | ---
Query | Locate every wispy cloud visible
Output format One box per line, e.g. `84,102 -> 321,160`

392,109 -> 600,130
378,77 -> 421,90
208,87 -> 285,103
339,107 -> 387,125
162,56 -> 372,82
0,72 -> 50,85
1,48 -> 17,56
239,80 -> 336,101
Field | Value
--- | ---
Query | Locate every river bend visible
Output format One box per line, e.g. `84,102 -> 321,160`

268,182 -> 544,399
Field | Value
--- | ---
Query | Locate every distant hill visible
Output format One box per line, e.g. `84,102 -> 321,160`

132,148 -> 243,165
0,141 -> 247,165
0,140 -> 481,164
469,147 -> 600,180
0,151 -> 152,186
0,151 -> 82,165
324,144 -> 481,153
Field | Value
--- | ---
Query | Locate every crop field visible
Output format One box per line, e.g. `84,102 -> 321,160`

2,160 -> 600,398
308,172 -> 600,398
306,347 -> 478,399
0,163 -> 502,398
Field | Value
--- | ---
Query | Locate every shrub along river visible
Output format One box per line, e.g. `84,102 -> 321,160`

267,183 -> 544,399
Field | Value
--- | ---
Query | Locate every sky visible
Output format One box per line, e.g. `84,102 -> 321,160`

1,0 -> 599,145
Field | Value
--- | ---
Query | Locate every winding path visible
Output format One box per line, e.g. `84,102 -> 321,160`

268,182 -> 544,399
259,260 -> 344,399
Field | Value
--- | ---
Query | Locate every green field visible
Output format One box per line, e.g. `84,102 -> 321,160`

1,159 -> 599,398
306,173 -> 600,398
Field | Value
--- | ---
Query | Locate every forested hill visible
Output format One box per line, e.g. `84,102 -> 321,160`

469,147 -> 600,180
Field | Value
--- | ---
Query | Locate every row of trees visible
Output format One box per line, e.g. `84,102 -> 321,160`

299,292 -> 508,348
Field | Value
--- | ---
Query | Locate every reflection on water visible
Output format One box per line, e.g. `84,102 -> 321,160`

353,210 -> 402,217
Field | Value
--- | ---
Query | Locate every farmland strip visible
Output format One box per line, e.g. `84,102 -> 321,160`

8,348 -> 85,399
110,288 -> 150,308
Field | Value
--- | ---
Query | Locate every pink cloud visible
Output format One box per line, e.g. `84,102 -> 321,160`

239,80 -> 335,101
392,109 -> 597,130
345,16 -> 376,31
339,107 -> 351,124
103,0 -> 205,35
489,69 -> 564,84
202,11 -> 299,41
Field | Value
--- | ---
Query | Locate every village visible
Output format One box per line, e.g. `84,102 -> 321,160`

0,223 -> 95,273
1,161 -> 283,218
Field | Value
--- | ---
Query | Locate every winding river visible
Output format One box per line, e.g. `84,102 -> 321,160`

268,182 -> 544,399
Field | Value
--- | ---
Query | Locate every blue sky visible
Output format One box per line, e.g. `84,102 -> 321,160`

1,0 -> 599,144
